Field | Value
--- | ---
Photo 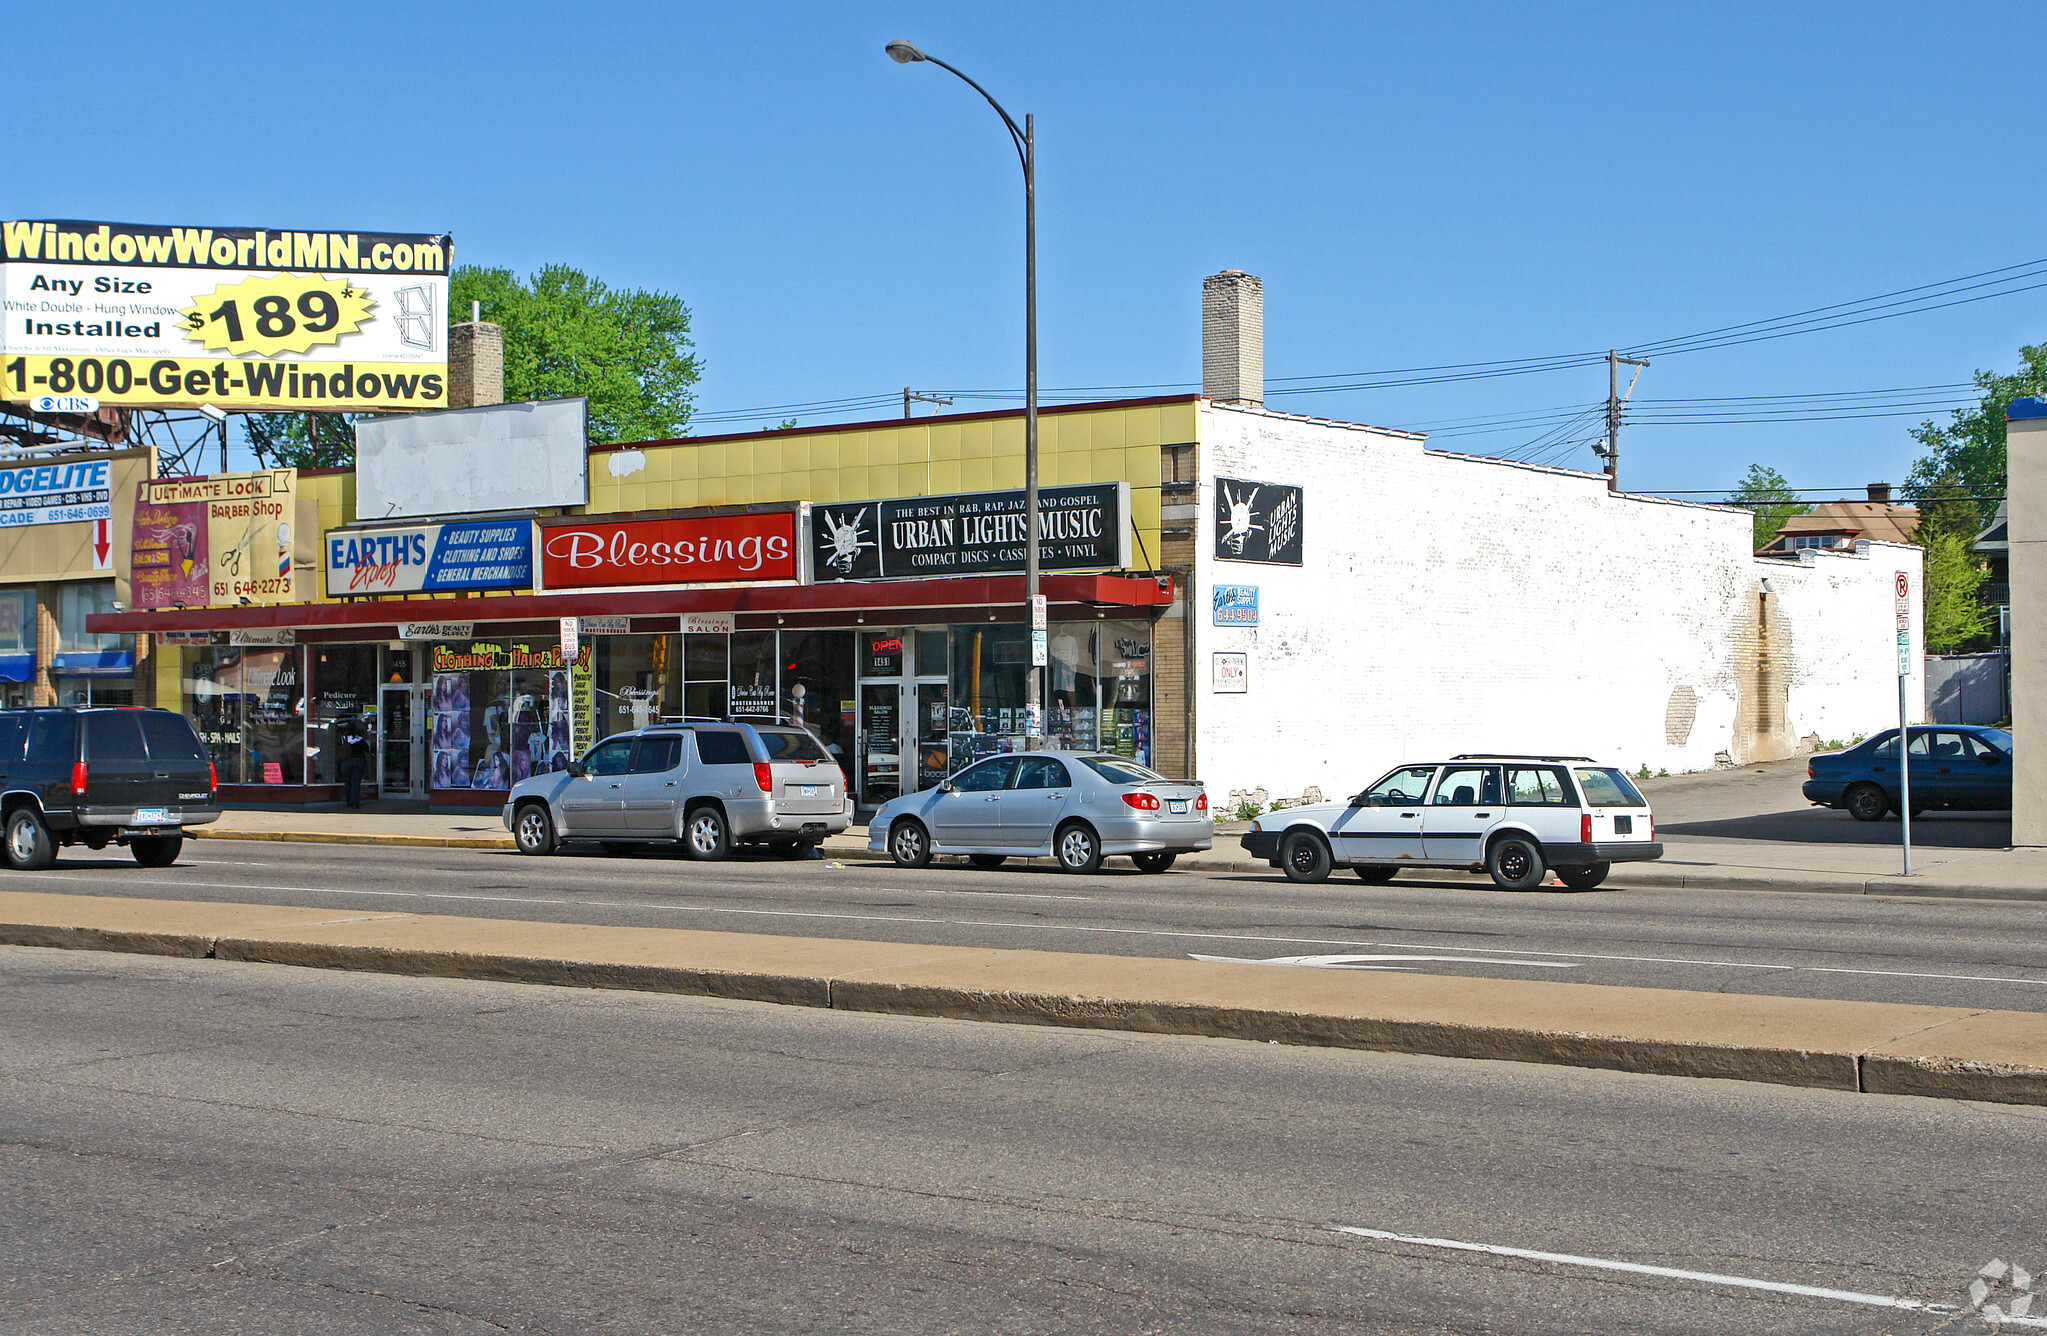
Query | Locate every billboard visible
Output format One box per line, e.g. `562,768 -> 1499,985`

0,448 -> 151,594
132,469 -> 314,609
1,220 -> 449,412
540,511 -> 798,590
325,519 -> 535,597
355,397 -> 588,519
810,483 -> 1129,581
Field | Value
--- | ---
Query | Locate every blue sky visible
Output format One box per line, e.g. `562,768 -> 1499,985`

13,1 -> 2044,497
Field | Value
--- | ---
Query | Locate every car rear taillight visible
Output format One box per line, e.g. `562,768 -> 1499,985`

71,761 -> 88,795
208,761 -> 218,794
1807,765 -> 1815,778
1580,813 -> 1592,843
1121,792 -> 1161,811
1650,815 -> 1656,840
753,762 -> 773,793
1195,791 -> 1209,812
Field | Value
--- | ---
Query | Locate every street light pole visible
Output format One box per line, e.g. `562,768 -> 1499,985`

886,41 -> 1042,747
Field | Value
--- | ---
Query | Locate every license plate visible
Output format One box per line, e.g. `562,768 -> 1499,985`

134,808 -> 167,825
1615,816 -> 1633,834
801,785 -> 817,798
1168,799 -> 1188,814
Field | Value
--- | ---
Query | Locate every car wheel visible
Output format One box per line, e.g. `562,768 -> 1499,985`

4,808 -> 56,871
684,807 -> 731,861
1055,822 -> 1102,874
1354,865 -> 1398,884
513,803 -> 557,856
1844,783 -> 1889,823
1486,834 -> 1546,891
1281,830 -> 1332,884
1556,862 -> 1609,890
129,835 -> 183,868
967,854 -> 1007,870
890,818 -> 932,869
1132,851 -> 1176,874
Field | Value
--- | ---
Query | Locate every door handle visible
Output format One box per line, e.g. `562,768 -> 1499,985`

665,781 -> 677,787
1401,812 -> 1417,819
1473,812 -> 1491,818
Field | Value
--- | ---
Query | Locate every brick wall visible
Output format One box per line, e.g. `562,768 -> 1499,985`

1192,404 -> 1923,804
448,321 -> 504,409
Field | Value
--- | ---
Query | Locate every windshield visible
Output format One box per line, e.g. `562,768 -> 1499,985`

756,728 -> 830,762
1573,768 -> 1647,808
1082,756 -> 1166,785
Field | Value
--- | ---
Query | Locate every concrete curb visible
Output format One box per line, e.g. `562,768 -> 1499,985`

192,829 -> 516,851
3,891 -> 2045,1106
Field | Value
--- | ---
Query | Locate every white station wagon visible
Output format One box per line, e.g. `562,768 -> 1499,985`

1238,754 -> 1662,890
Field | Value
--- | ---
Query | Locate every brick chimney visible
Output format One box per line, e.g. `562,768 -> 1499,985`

1867,482 -> 1893,504
448,319 -> 504,409
1202,271 -> 1263,407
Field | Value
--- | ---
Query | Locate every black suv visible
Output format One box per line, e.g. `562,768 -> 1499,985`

0,707 -> 221,869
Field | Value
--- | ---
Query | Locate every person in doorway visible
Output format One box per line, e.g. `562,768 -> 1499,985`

339,717 -> 369,809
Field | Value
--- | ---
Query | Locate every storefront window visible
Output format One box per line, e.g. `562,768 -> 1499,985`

181,646 -> 304,784
429,641 -> 584,792
780,630 -> 855,777
308,645 -> 381,785
54,582 -> 134,707
944,621 -> 1152,772
0,590 -> 29,706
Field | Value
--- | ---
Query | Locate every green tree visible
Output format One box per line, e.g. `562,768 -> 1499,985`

1904,342 -> 2047,541
1921,527 -> 1991,653
1724,463 -> 1810,549
450,264 -> 700,444
244,412 -> 362,470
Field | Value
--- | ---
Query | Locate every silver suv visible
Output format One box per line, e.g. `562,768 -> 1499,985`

1238,754 -> 1662,890
504,721 -> 851,859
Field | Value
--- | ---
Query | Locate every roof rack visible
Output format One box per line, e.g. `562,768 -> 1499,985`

1449,753 -> 1596,763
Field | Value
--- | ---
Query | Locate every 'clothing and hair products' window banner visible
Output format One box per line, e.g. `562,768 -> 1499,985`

1,219 -> 449,411
324,520 -> 534,596
811,483 -> 1130,581
133,470 -> 312,608
427,641 -> 591,791
539,511 -> 798,590
1213,477 -> 1303,565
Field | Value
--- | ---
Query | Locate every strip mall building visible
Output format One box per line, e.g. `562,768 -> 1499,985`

88,272 -> 1923,810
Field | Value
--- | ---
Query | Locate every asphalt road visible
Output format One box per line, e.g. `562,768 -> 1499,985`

7,839 -> 2047,1012
4,945 -> 2040,1335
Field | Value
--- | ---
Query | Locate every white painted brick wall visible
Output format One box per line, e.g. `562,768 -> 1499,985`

1194,404 -> 1925,804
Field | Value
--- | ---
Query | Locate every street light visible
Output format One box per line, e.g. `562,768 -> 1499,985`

886,40 -> 1044,747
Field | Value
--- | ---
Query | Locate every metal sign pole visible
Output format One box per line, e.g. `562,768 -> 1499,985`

1895,570 -> 1913,877
1898,674 -> 1913,877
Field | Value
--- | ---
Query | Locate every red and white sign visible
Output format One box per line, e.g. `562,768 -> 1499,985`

91,518 -> 112,570
559,616 -> 579,661
540,512 -> 798,590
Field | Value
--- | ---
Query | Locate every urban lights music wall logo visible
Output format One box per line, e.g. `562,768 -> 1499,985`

1212,476 -> 1303,566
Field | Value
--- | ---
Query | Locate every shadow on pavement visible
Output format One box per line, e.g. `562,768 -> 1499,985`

1661,808 -> 2012,848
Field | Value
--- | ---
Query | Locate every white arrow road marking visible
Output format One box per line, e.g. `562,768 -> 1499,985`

1332,1226 -> 2001,1321
1190,953 -> 1577,971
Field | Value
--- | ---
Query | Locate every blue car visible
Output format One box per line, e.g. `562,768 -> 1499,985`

1803,726 -> 2013,822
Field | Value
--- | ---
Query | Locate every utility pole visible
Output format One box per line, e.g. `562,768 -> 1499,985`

1600,350 -> 1649,492
902,388 -> 953,419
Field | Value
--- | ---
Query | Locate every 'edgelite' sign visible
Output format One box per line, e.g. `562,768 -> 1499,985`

811,482 -> 1128,581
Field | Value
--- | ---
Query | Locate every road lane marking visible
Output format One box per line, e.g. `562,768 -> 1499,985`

7,869 -> 2047,991
1190,953 -> 1577,971
1332,1226 -> 1989,1321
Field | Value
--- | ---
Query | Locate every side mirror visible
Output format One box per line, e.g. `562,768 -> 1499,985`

567,760 -> 586,778
1348,793 -> 1367,807
938,780 -> 955,794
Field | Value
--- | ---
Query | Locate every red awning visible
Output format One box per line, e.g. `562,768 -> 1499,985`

88,572 -> 1172,634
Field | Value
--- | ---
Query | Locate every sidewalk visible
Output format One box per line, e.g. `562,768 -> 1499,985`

190,806 -> 2047,901
4,888 -> 2043,1106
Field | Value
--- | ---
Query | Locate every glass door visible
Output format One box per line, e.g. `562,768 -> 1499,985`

379,683 -> 426,799
856,630 -> 906,808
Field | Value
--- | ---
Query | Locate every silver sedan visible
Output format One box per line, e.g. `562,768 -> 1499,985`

866,751 -> 1212,874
